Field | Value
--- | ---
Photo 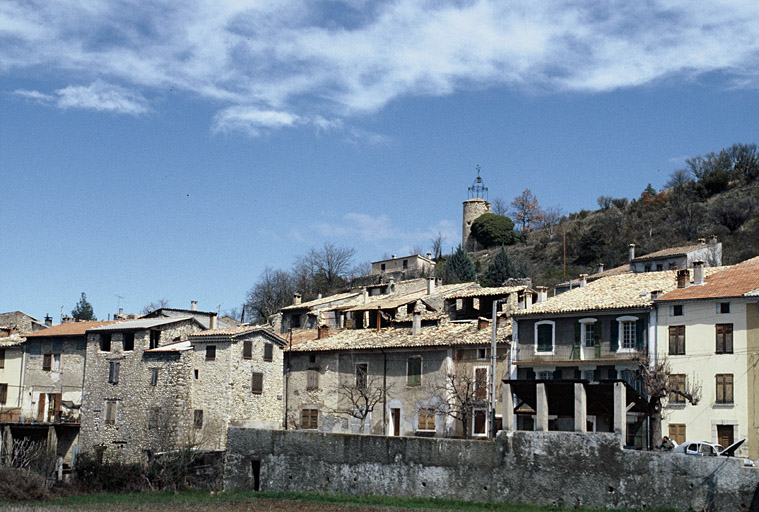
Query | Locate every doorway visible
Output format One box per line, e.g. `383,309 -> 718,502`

391,408 -> 400,436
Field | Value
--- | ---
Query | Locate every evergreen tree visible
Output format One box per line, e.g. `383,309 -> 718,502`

71,292 -> 96,321
441,246 -> 476,284
481,247 -> 513,287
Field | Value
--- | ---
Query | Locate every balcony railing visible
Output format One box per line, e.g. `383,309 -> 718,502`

516,341 -> 643,363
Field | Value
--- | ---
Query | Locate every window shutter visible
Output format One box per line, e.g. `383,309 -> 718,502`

574,322 -> 581,343
726,374 -> 733,403
610,320 -> 619,352
593,321 -> 601,341
726,325 -> 733,353
636,319 -> 645,351
526,369 -> 536,380
573,322 -> 581,359
608,368 -> 618,379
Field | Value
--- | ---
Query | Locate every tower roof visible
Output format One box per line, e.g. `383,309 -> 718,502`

467,165 -> 488,200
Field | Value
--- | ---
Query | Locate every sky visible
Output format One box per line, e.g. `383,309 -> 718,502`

2,1 -> 759,322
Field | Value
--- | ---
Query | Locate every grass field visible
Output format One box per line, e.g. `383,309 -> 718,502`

0,490 -> 679,512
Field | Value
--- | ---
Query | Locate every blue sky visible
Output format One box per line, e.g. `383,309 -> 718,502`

2,1 -> 759,321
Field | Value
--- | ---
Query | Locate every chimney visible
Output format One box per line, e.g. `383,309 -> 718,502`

412,310 -> 421,335
436,277 -> 442,287
362,288 -> 368,304
426,252 -> 432,259
118,307 -> 124,316
317,293 -> 322,299
293,293 -> 302,306
698,238 -> 706,245
44,315 -> 53,327
597,263 -> 605,274
536,286 -> 548,304
191,301 -> 198,311
524,292 -> 533,310
427,277 -> 436,295
318,324 -> 329,339
579,274 -> 588,288
629,244 -> 636,261
693,260 -> 705,285
391,254 -> 396,259
477,317 -> 490,331
676,269 -> 690,289
650,289 -> 662,300
209,314 -> 218,330
709,235 -> 718,245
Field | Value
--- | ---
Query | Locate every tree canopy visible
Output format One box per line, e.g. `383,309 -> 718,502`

470,213 -> 517,248
481,247 -> 514,287
441,245 -> 476,284
72,292 -> 96,321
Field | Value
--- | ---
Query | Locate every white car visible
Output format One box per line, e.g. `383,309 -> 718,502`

673,438 -> 754,466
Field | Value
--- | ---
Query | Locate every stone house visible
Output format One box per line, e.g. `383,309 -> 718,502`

188,326 -> 287,451
370,254 -> 435,276
79,316 -> 205,463
0,311 -> 48,334
654,256 -> 759,458
0,330 -> 26,421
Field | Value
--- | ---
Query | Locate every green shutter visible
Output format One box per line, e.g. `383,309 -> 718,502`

610,320 -> 619,352
636,318 -> 646,351
593,321 -> 601,342
573,321 -> 582,359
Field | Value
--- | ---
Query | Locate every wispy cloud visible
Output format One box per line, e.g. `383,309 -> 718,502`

13,80 -> 148,115
4,1 -> 759,131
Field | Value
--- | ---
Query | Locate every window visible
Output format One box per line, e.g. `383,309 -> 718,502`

669,374 -> 686,403
123,332 -> 134,351
264,343 -> 273,362
53,354 -> 60,371
407,357 -> 422,387
418,408 -> 435,431
716,324 -> 733,354
477,348 -> 490,360
656,264 -> 663,271
472,409 -> 487,436
290,315 -> 301,329
474,367 -> 488,399
538,371 -> 553,380
148,408 -> 159,429
582,370 -> 595,382
668,326 -> 685,355
301,408 -> 318,429
0,349 -> 5,369
671,305 -> 683,316
380,263 -> 386,271
108,362 -> 120,384
149,330 -> 161,349
719,302 -> 731,314
206,345 -> 216,360
0,383 -> 7,405
355,363 -> 368,389
193,409 -> 204,428
42,354 -> 52,371
622,320 -> 636,349
194,369 -> 199,379
669,423 -> 686,445
402,259 -> 408,269
535,321 -> 555,353
243,340 -> 252,359
150,368 -> 159,386
105,401 -> 117,424
251,372 -> 263,394
716,374 -> 734,404
101,333 -> 111,352
579,318 -> 598,349
307,369 -> 319,390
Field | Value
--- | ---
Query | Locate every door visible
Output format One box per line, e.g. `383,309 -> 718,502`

49,393 -> 62,422
37,393 -> 46,422
391,408 -> 400,436
717,425 -> 734,449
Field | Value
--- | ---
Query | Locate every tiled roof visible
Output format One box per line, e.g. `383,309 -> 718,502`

280,291 -> 362,311
25,320 -> 118,337
556,264 -> 631,288
189,325 -> 287,345
631,243 -> 706,262
144,340 -> 192,353
444,285 -> 527,299
88,317 -> 196,331
288,319 -> 511,352
516,268 -> 724,316
656,256 -> 759,301
345,283 -> 472,312
0,334 -> 26,347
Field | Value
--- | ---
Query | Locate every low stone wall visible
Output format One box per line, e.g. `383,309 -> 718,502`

225,428 -> 759,511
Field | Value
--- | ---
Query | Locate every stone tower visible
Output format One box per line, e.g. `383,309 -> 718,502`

462,168 -> 491,251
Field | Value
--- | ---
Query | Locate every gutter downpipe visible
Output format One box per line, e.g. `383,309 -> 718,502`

381,348 -> 387,435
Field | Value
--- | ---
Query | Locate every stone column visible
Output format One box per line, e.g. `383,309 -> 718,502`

535,383 -> 549,431
574,383 -> 587,433
613,382 -> 627,445
502,383 -> 514,431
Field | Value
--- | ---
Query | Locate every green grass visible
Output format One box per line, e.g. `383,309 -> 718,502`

17,489 -> 680,512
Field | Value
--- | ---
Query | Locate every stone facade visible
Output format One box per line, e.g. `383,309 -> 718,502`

79,318 -> 202,463
462,198 -> 491,251
0,311 -> 46,333
225,428 -> 759,511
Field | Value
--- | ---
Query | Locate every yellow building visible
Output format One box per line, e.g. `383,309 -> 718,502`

0,332 -> 26,420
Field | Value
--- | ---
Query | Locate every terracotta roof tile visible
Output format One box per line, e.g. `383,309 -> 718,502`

25,320 -> 118,337
444,285 -> 527,299
631,243 -> 706,262
280,291 -> 363,311
656,256 -> 759,301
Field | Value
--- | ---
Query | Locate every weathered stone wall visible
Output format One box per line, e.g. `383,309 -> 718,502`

79,320 -> 199,463
225,428 -> 759,511
0,312 -> 42,333
462,198 -> 491,251
191,333 -> 284,451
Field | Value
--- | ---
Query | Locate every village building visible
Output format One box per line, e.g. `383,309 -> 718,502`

0,329 -> 26,421
370,254 -> 435,277
79,316 -> 205,463
654,256 -> 759,458
142,301 -> 232,329
511,268 -> 722,447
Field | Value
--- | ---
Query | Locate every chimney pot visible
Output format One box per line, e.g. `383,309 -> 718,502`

579,274 -> 588,288
629,244 -> 636,261
191,300 -> 198,311
209,314 -> 218,330
709,235 -> 718,244
293,293 -> 302,306
44,315 -> 53,327
536,286 -> 548,304
317,293 -> 322,299
391,254 -> 396,259
597,263 -> 605,274
412,310 -> 421,335
677,269 -> 690,288
698,238 -> 706,245
427,277 -> 436,295
650,289 -> 663,300
426,252 -> 432,259
693,260 -> 705,285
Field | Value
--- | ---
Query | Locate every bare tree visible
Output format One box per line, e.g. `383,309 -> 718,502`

491,196 -> 509,216
245,267 -> 296,324
293,242 -> 356,298
510,189 -> 544,232
332,372 -> 391,434
430,232 -> 446,260
141,298 -> 169,315
427,371 -> 488,439
536,205 -> 564,240
634,355 -> 701,449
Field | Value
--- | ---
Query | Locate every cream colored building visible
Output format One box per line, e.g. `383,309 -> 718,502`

0,332 -> 25,420
655,257 -> 759,458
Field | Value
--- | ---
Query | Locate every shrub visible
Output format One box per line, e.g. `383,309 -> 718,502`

470,213 -> 517,248
0,467 -> 50,501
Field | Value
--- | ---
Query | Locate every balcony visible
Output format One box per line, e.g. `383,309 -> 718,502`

515,340 -> 644,364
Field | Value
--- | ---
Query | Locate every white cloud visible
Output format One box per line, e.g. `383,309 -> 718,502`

4,1 -> 759,128
14,80 -> 148,115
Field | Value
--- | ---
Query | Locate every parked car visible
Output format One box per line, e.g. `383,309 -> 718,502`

673,438 -> 754,466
